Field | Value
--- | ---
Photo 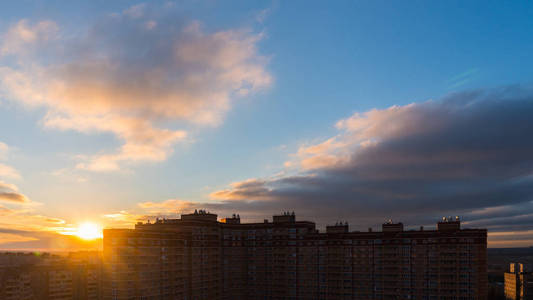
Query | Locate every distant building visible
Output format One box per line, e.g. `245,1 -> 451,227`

103,212 -> 487,299
505,263 -> 533,300
0,266 -> 33,300
0,251 -> 102,300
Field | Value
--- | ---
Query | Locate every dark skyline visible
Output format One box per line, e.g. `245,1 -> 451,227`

0,1 -> 532,250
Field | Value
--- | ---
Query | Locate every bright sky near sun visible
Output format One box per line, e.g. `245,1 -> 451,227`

75,223 -> 102,240
0,0 -> 532,249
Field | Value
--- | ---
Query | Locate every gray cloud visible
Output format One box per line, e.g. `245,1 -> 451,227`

209,86 -> 533,243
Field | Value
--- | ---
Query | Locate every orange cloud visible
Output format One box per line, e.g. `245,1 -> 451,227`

137,199 -> 198,214
288,101 -> 450,171
0,181 -> 29,204
0,164 -> 20,179
0,177 -> 103,250
0,5 -> 271,172
102,211 -> 151,228
210,178 -> 277,201
0,232 -> 39,244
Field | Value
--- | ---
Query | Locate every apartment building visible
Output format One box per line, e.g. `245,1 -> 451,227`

103,211 -> 487,300
0,251 -> 102,300
505,263 -> 533,300
0,266 -> 33,300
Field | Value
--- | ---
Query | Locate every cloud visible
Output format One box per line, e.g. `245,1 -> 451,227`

102,210 -> 152,228
0,163 -> 20,179
45,86 -> 533,247
0,204 -> 14,215
447,68 -> 479,89
0,203 -> 106,250
0,211 -> 89,250
104,198 -> 249,226
0,4 -> 271,171
123,3 -> 147,19
0,182 -> 68,246
137,198 -> 196,213
0,227 -> 101,250
211,178 -> 273,201
0,19 -> 58,56
209,87 -> 533,245
0,178 -> 97,250
255,8 -> 271,23
0,192 -> 27,203
0,181 -> 29,203
102,200 -> 200,225
0,142 -> 20,179
50,168 -> 88,183
0,232 -> 39,244
0,142 -> 8,160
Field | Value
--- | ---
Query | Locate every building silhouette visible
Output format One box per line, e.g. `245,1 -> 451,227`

103,211 -> 487,299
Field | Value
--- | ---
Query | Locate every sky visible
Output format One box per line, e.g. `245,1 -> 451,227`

0,0 -> 532,249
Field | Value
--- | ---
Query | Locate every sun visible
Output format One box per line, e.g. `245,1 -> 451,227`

75,222 -> 102,240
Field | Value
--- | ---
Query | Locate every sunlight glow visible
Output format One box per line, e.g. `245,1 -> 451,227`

75,222 -> 102,240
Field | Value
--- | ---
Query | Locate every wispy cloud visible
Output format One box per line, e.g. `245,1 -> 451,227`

102,199 -> 201,226
49,168 -> 88,183
0,204 -> 105,250
447,68 -> 479,89
0,3 -> 272,172
0,142 -> 8,160
0,164 -> 20,180
102,210 -> 153,228
255,8 -> 271,23
0,142 -> 20,179
137,199 -> 197,213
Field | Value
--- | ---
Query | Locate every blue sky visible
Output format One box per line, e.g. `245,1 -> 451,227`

0,0 -> 532,249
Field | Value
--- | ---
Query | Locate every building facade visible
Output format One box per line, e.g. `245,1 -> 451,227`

103,211 -> 487,300
505,263 -> 533,300
0,251 -> 102,300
